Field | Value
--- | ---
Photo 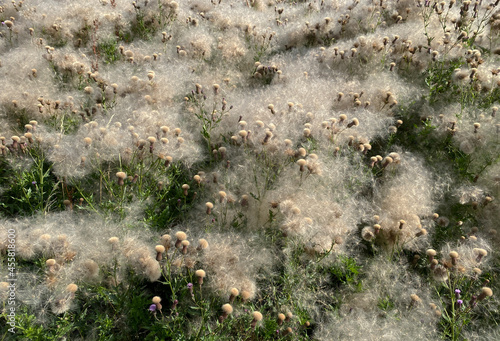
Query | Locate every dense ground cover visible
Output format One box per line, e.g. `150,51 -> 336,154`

0,0 -> 499,340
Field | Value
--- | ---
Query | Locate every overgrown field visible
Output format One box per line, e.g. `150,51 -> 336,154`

1,0 -> 500,340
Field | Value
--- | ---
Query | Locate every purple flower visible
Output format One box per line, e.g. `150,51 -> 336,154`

149,304 -> 157,312
32,181 -> 37,185
187,283 -> 193,289
457,299 -> 463,308
455,289 -> 461,299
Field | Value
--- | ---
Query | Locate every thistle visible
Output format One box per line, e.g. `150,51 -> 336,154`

175,231 -> 187,248
155,245 -> 165,261
251,311 -> 263,329
181,240 -> 190,254
220,304 -> 233,322
229,288 -> 239,303
116,172 -> 127,186
66,284 -> 78,299
197,239 -> 209,251
206,202 -> 214,215
195,269 -> 206,285
477,287 -> 493,302
182,184 -> 190,196
277,313 -> 286,326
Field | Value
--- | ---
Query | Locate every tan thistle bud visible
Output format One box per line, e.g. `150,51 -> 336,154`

220,303 -> 233,321
175,231 -> 187,248
116,172 -> 127,186
66,284 -> 78,297
449,251 -> 459,266
195,269 -> 206,285
206,202 -> 214,215
240,194 -> 249,207
347,118 -> 359,128
474,248 -> 487,262
238,130 -> 248,142
152,296 -> 162,310
46,258 -> 56,269
212,83 -> 220,95
416,228 -> 427,237
251,311 -> 263,329
155,245 -> 165,261
426,249 -> 437,262
297,159 -> 307,172
108,237 -> 119,247
282,327 -> 293,336
25,132 -> 33,144
382,156 -> 393,168
197,239 -> 209,251
297,147 -> 307,157
181,240 -> 190,254
430,259 -> 438,270
482,196 -> 492,206
229,288 -> 239,303
473,122 -> 481,133
241,290 -> 252,302
164,155 -> 173,167
277,313 -> 286,325
83,137 -> 92,147
182,184 -> 190,196
218,191 -> 227,203
373,224 -> 381,234
266,104 -> 276,115
410,294 -> 421,306
477,287 -> 493,301
160,126 -> 170,135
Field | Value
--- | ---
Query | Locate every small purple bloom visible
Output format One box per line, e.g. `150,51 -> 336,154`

457,299 -> 463,308
149,304 -> 157,312
187,283 -> 193,289
455,289 -> 461,299
32,181 -> 37,185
